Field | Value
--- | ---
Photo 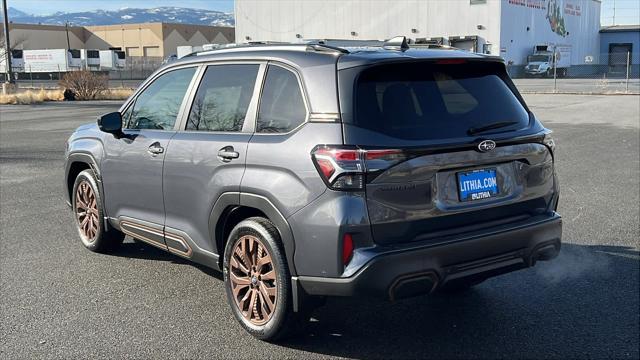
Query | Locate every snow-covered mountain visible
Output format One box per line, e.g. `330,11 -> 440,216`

4,6 -> 234,27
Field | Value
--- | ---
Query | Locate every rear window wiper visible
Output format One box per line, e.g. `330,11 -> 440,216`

467,121 -> 519,136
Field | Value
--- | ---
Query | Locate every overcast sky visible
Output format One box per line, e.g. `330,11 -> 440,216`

7,0 -> 640,26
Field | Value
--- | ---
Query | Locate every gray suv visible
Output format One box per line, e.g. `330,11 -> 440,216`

64,39 -> 562,340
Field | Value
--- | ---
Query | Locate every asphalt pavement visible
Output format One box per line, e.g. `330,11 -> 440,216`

1,95 -> 638,359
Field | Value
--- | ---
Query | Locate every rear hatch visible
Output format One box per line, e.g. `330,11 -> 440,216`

337,58 -> 556,246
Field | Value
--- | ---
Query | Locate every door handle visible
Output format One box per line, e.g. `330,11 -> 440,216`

218,146 -> 239,162
147,142 -> 164,155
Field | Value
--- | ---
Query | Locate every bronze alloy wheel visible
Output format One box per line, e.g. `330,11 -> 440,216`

229,235 -> 278,326
75,180 -> 99,243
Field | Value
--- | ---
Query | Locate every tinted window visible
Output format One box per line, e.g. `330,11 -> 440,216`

87,50 -> 99,58
186,64 -> 259,132
347,62 -> 529,140
116,51 -> 126,60
128,67 -> 196,130
257,66 -> 306,133
68,49 -> 81,58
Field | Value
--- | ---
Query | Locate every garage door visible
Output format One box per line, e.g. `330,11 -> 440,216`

609,43 -> 631,74
143,46 -> 161,57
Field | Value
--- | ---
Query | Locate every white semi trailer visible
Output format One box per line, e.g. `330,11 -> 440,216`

0,49 -> 24,73
22,49 -> 83,73
80,49 -> 101,69
98,50 -> 126,70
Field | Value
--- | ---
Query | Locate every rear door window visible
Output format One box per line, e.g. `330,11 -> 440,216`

186,64 -> 259,132
345,61 -> 529,141
256,65 -> 307,133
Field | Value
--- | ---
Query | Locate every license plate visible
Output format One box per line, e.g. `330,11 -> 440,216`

457,168 -> 499,201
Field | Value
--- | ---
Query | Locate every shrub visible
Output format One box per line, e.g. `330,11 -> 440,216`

59,70 -> 108,100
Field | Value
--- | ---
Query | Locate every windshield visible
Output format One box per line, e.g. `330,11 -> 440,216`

341,61 -> 530,141
528,55 -> 550,62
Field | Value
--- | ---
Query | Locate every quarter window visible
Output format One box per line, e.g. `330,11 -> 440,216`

256,66 -> 306,133
127,67 -> 196,130
186,64 -> 259,132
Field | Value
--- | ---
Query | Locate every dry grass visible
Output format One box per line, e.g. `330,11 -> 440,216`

0,87 -> 134,105
95,88 -> 135,100
0,88 -> 64,105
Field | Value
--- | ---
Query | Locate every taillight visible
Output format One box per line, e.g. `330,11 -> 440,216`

311,146 -> 406,190
342,233 -> 354,265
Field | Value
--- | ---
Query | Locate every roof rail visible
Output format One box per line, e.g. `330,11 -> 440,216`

187,42 -> 348,57
410,43 -> 457,50
304,38 -> 384,48
183,35 -> 457,58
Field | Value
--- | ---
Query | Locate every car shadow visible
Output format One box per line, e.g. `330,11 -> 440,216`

109,238 -> 222,280
105,238 -> 638,358
279,243 -> 639,359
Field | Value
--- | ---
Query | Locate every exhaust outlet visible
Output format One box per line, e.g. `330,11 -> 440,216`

389,271 -> 439,301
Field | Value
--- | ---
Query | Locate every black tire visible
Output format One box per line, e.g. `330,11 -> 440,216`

223,217 -> 310,341
72,170 -> 124,253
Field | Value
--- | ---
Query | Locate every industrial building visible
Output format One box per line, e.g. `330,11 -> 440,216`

1,22 -> 234,59
235,0 -> 602,69
599,25 -> 640,72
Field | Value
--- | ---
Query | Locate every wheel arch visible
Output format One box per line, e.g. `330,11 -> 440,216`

65,152 -> 111,230
209,192 -> 298,276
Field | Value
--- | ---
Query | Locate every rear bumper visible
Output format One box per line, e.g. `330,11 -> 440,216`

297,213 -> 562,300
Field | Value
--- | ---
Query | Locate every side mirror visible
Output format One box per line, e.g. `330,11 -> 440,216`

97,112 -> 123,136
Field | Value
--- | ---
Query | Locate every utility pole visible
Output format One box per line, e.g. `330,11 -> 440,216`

65,21 -> 70,50
2,0 -> 14,84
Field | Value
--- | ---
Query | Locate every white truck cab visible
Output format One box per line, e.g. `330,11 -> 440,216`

525,44 -> 571,77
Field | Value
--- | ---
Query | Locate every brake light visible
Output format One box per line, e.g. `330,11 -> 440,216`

311,146 -> 407,190
342,233 -> 354,265
315,158 -> 335,179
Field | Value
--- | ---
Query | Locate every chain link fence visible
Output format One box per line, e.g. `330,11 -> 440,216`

3,52 -> 639,94
107,56 -> 164,82
509,52 -> 639,94
0,56 -> 165,89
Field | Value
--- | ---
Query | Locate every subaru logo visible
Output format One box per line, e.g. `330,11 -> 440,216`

478,140 -> 496,152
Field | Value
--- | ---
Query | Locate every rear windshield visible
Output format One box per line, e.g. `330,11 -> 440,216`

342,61 -> 529,141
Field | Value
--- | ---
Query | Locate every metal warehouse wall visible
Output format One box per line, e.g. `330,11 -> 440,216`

235,0 -> 502,55
500,0 -> 601,65
0,23 -> 85,50
600,30 -> 640,65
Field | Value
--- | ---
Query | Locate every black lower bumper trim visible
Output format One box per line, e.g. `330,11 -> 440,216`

298,214 -> 562,299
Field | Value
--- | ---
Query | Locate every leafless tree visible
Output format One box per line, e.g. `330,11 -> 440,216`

59,70 -> 108,100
